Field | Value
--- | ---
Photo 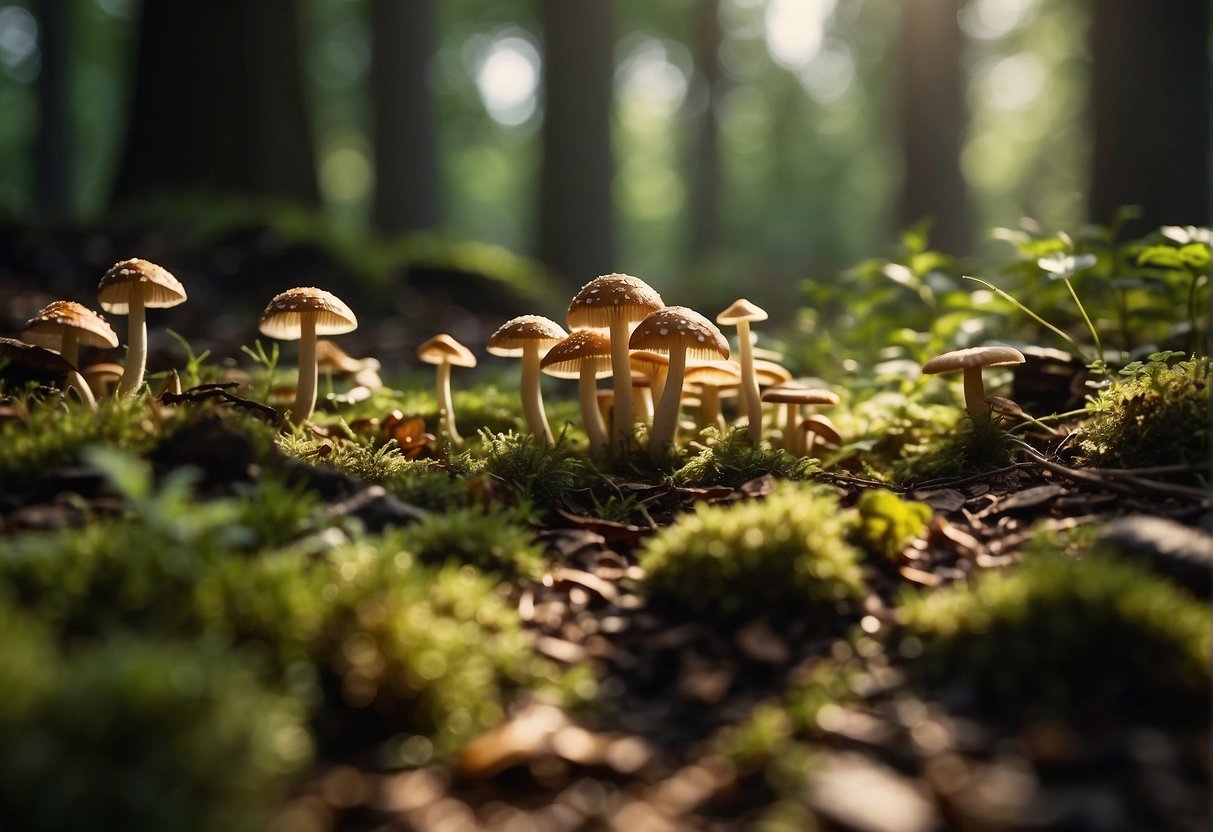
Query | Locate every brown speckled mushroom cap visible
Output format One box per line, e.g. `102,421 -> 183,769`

487,315 -> 568,357
259,287 -> 358,340
761,386 -> 839,406
0,336 -> 75,382
22,301 -> 119,350
540,330 -> 613,379
566,274 -> 664,331
628,306 -> 730,361
921,345 -> 1026,375
417,333 -> 477,368
630,350 -> 670,373
716,298 -> 769,326
97,259 -> 187,313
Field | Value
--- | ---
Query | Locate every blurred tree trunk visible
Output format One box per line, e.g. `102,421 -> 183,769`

688,0 -> 722,260
111,0 -> 318,206
370,0 -> 440,235
1090,0 -> 1211,232
34,0 -> 72,220
897,0 -> 971,254
538,0 -> 615,283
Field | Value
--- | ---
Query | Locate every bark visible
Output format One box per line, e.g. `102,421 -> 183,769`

34,0 -> 72,219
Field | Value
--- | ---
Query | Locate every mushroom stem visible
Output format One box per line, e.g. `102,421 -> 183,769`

520,345 -> 553,446
435,360 -> 462,445
67,367 -> 97,409
58,329 -> 91,406
736,320 -> 763,443
962,367 -> 989,420
651,364 -> 668,404
609,317 -> 633,455
635,382 -> 653,422
579,364 -> 608,457
292,314 -> 318,426
116,292 -> 146,396
650,347 -> 687,463
699,386 -> 725,433
782,403 -> 800,455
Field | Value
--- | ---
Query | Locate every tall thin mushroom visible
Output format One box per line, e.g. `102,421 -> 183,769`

629,306 -> 730,462
259,287 -> 359,426
488,315 -> 568,446
97,259 -> 187,396
566,274 -> 664,456
684,361 -> 742,434
21,301 -> 117,406
716,299 -> 768,443
540,329 -> 613,457
417,334 -> 477,446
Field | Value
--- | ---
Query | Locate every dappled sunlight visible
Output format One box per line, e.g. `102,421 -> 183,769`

475,33 -> 540,126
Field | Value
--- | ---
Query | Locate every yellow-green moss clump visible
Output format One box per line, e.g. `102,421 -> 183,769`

854,489 -> 932,560
638,483 -> 867,621
898,553 -> 1211,725
1079,355 -> 1210,470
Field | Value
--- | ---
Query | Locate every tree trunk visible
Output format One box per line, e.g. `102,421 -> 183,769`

688,0 -> 723,260
538,0 -> 615,284
111,0 -> 319,206
897,0 -> 971,254
34,0 -> 72,220
1090,0 -> 1211,232
370,0 -> 440,235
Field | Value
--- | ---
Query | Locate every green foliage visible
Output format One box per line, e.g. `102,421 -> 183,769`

395,504 -> 546,580
639,483 -> 867,622
898,553 -> 1212,725
455,429 -> 596,510
673,426 -> 818,488
1078,355 -> 1210,470
894,410 -> 1017,482
0,622 -> 310,832
853,489 -> 932,560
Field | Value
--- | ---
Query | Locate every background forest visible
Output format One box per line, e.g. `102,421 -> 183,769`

0,0 -> 1208,315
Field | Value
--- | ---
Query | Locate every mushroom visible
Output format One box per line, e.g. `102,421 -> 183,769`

21,301 -> 118,405
97,258 -> 187,395
316,339 -> 383,392
716,299 -> 769,443
921,346 -> 1027,420
800,413 -> 843,457
258,287 -> 359,426
761,386 -> 840,456
629,306 -> 730,462
540,329 -> 613,457
81,362 -> 125,398
683,360 -> 742,433
630,350 -> 670,410
487,315 -> 569,446
566,274 -> 664,456
417,333 -> 477,446
0,336 -> 82,402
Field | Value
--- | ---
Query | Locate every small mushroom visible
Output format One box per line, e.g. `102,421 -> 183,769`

716,299 -> 769,443
567,274 -> 664,455
629,306 -> 730,462
21,301 -> 118,405
540,329 -> 613,457
258,287 -> 359,426
800,413 -> 842,457
761,386 -> 839,456
97,258 -> 187,395
316,339 -> 383,392
0,336 -> 84,404
921,346 -> 1027,420
683,360 -> 742,433
81,362 -> 125,398
488,315 -> 569,446
417,333 -> 477,445
630,350 -> 670,409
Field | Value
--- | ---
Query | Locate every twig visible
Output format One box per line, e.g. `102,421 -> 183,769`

1016,445 -> 1211,503
811,471 -> 905,492
161,384 -> 281,423
906,462 -> 1038,492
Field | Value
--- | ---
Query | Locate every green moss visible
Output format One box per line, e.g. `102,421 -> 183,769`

894,410 -> 1017,482
1079,355 -> 1210,471
639,483 -> 867,622
853,489 -> 932,560
674,426 -> 818,488
454,429 -> 597,511
898,553 -> 1211,725
394,504 -> 546,580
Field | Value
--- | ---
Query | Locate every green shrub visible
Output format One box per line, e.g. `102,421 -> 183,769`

395,504 -> 546,580
638,483 -> 867,621
898,553 -> 1211,725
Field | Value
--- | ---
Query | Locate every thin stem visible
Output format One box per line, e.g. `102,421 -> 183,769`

782,404 -> 799,455
736,319 -> 763,444
962,366 -> 988,420
116,291 -> 146,395
1063,277 -> 1102,360
650,347 -> 686,463
435,360 -> 461,445
579,364 -> 607,457
291,314 -> 318,426
609,317 -> 632,456
964,276 -> 1089,361
520,345 -> 553,445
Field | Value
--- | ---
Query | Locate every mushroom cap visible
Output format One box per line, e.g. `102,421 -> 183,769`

0,336 -> 75,382
21,301 -> 119,350
761,386 -> 839,406
921,346 -> 1026,375
684,360 -> 742,387
97,258 -> 187,313
417,333 -> 477,367
487,315 -> 569,357
716,298 -> 769,326
752,359 -> 793,387
259,287 -> 358,339
315,339 -> 365,374
628,306 -> 730,360
629,350 -> 670,372
800,414 -> 843,445
540,330 -> 613,379
566,273 -> 664,330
